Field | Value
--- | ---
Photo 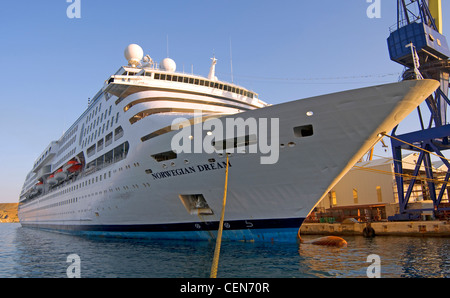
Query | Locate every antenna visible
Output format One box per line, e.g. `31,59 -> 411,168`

166,34 -> 170,58
230,37 -> 234,83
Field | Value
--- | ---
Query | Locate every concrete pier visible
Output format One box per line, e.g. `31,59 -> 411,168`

300,221 -> 450,237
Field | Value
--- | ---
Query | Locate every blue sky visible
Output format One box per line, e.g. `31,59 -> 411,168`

0,0 -> 449,203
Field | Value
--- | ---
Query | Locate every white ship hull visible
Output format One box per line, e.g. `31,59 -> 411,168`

19,79 -> 439,241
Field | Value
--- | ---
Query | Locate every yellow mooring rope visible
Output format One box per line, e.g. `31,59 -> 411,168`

210,153 -> 229,278
382,132 -> 450,164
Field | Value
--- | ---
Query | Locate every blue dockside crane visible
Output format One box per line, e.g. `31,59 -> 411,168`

387,0 -> 450,220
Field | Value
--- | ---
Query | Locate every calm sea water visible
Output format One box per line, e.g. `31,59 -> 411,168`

1,223 -> 449,278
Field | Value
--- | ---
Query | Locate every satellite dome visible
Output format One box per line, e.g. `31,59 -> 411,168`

124,44 -> 144,67
160,58 -> 176,72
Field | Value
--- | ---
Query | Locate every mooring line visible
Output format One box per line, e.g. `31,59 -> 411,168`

210,153 -> 229,278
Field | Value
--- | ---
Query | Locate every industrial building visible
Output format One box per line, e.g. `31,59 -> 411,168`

308,153 -> 450,223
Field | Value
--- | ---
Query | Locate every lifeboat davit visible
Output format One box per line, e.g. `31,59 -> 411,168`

55,168 -> 67,181
64,160 -> 82,173
47,174 -> 57,185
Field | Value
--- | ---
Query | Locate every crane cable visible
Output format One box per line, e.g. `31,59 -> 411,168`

372,153 -> 449,176
353,164 -> 448,185
353,132 -> 450,185
210,153 -> 229,278
381,132 -> 450,164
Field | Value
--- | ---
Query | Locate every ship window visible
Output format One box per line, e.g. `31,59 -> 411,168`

172,75 -> 178,81
97,139 -> 104,152
376,186 -> 382,202
194,79 -> 199,85
105,132 -> 113,147
151,150 -> 177,162
161,74 -> 166,80
114,126 -> 124,141
166,75 -> 172,81
293,125 -> 313,138
330,191 -> 337,206
212,134 -> 257,151
96,155 -> 103,167
87,144 -> 96,157
353,188 -> 358,204
114,142 -> 128,161
154,73 -> 160,80
183,77 -> 189,83
200,80 -> 205,86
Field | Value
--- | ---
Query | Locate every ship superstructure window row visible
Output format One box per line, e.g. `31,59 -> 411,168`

57,136 -> 77,156
54,148 -> 77,170
58,125 -> 78,153
81,104 -> 120,150
151,72 -> 257,99
112,71 -> 258,100
123,97 -> 251,114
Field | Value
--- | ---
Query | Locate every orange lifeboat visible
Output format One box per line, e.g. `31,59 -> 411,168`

55,168 -> 67,181
47,174 -> 57,185
65,160 -> 82,173
35,181 -> 44,191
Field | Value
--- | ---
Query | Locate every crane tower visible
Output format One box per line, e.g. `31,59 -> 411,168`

387,0 -> 450,220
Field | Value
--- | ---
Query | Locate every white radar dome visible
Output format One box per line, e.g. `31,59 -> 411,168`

124,44 -> 144,67
160,57 -> 176,72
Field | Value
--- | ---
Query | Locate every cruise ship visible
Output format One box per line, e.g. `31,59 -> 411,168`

18,44 -> 439,241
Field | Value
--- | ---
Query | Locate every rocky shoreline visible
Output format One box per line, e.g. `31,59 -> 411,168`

0,203 -> 19,223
